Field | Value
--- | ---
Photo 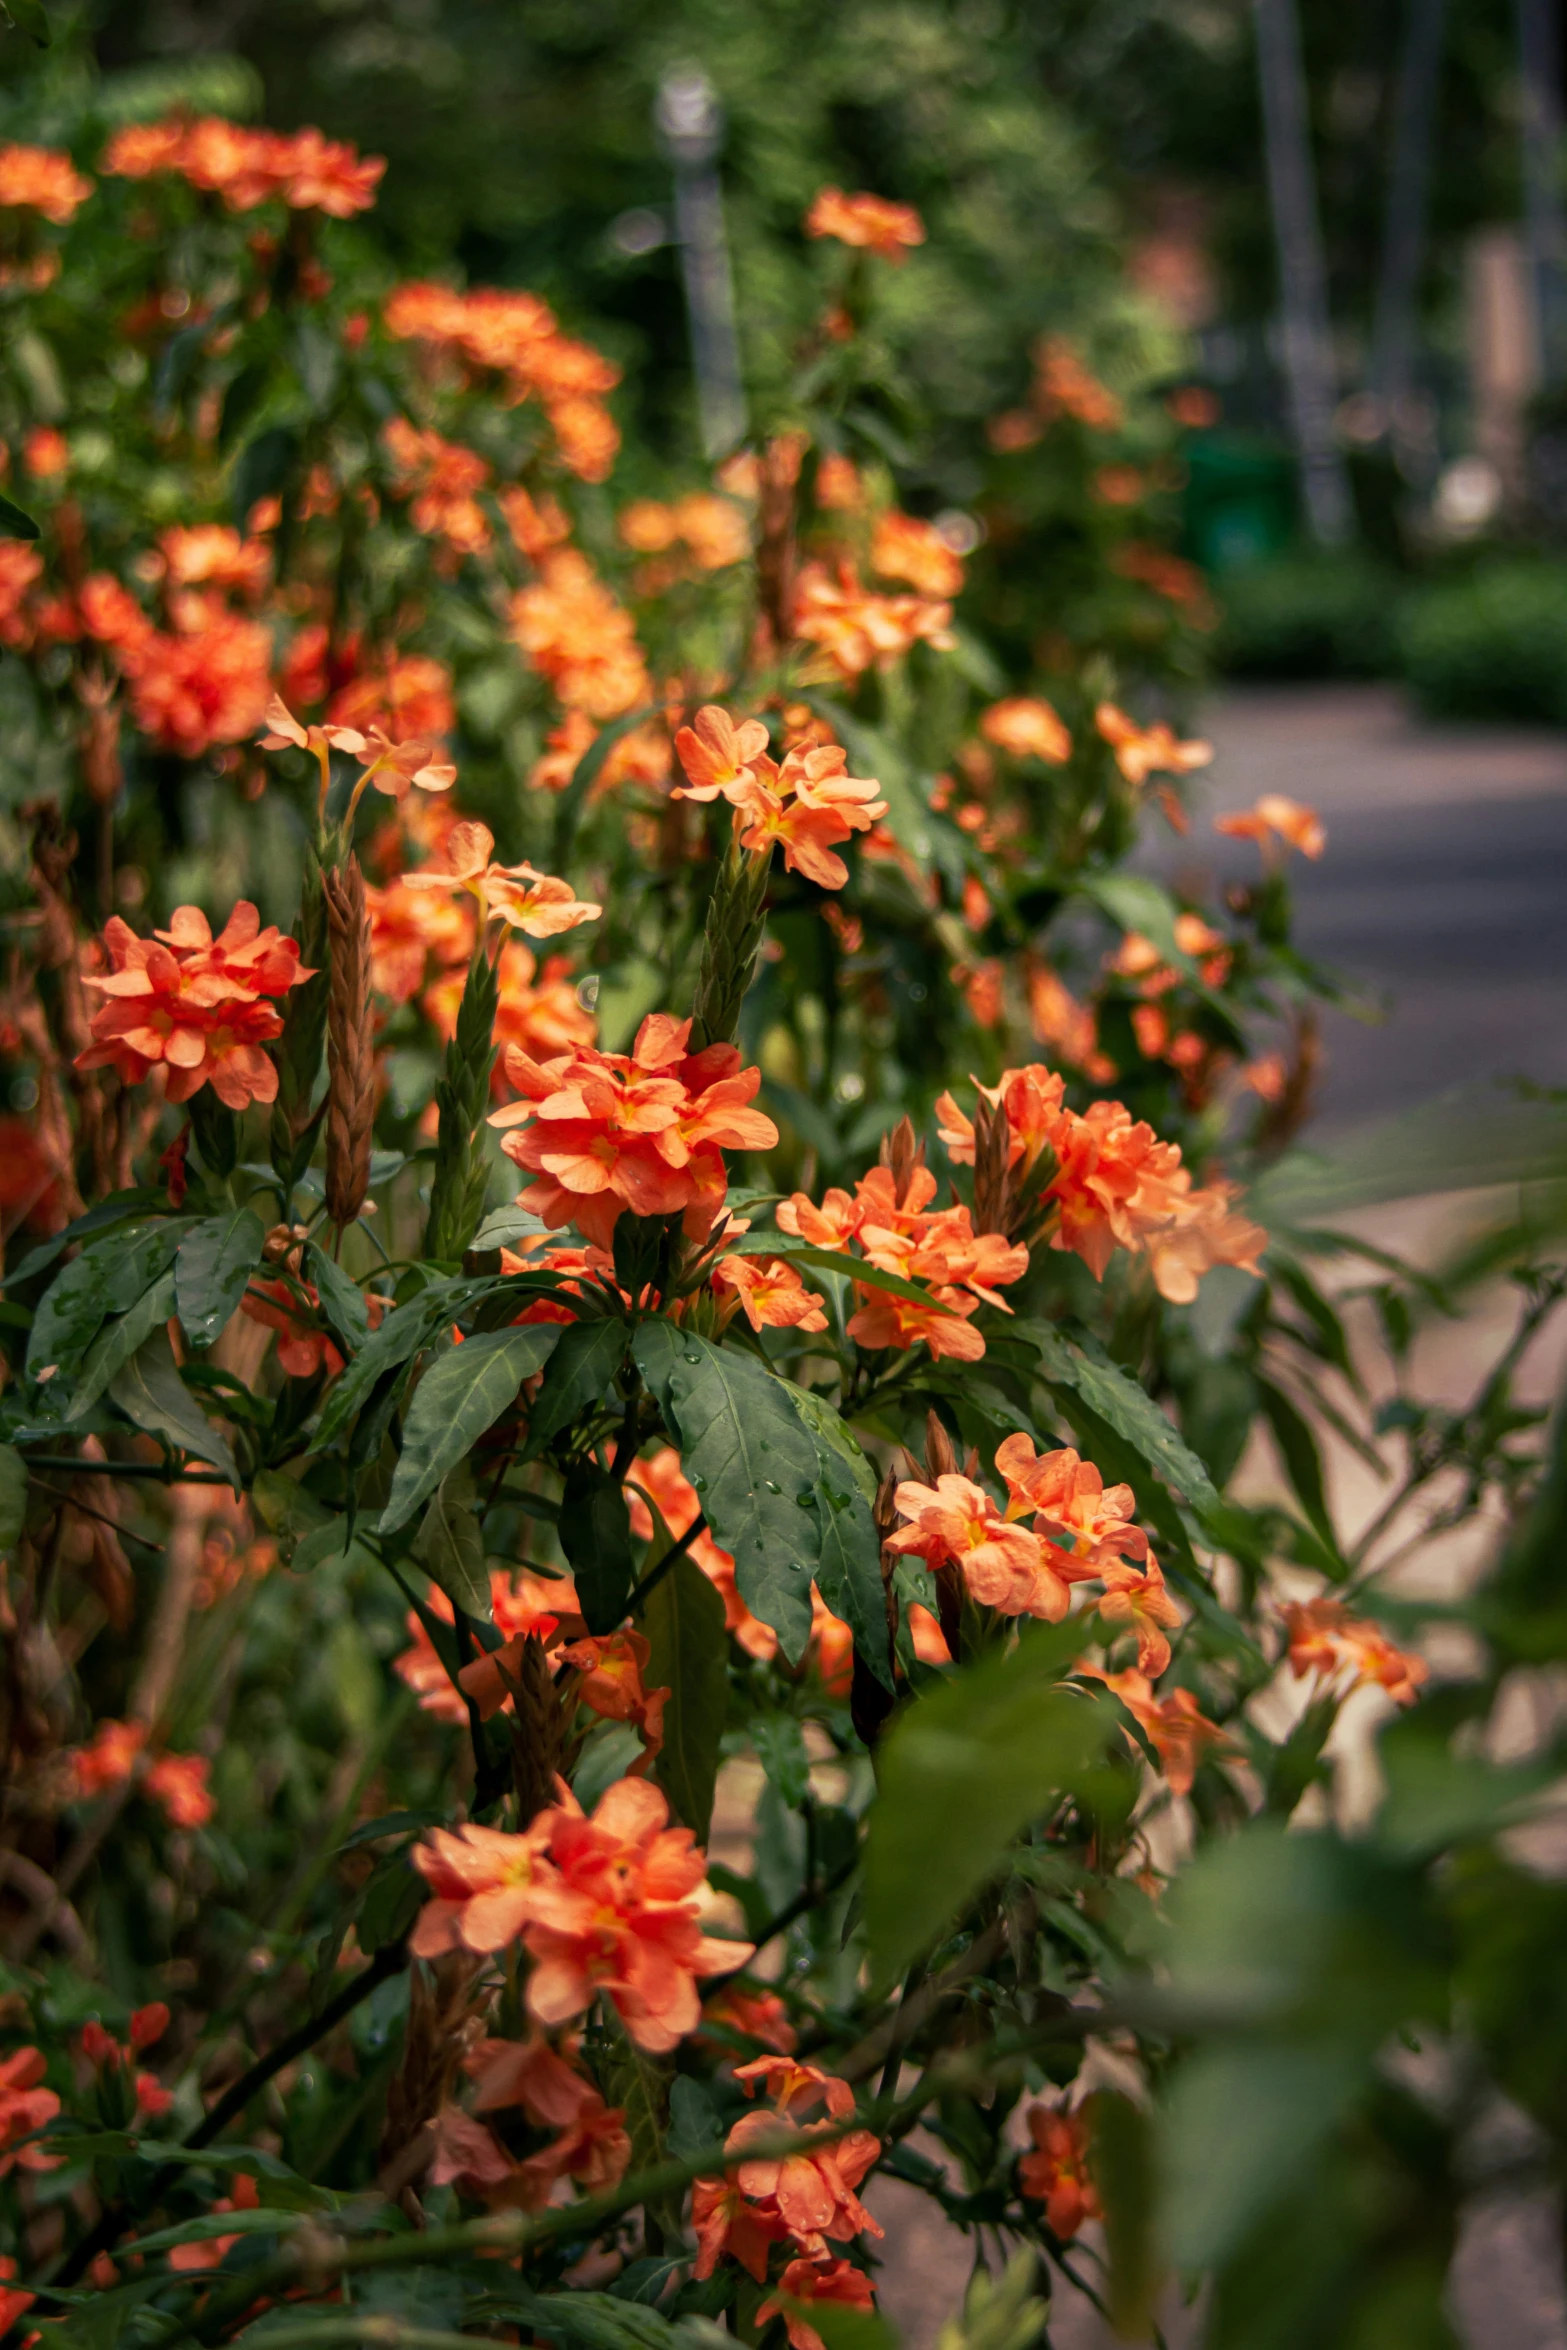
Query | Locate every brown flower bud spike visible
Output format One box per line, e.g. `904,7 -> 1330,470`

323,854 -> 375,1233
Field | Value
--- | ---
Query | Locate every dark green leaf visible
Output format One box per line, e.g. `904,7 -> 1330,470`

378,1322 -> 560,1534
413,1465 -> 490,1620
26,1247 -> 111,1384
313,1279 -> 466,1451
781,1377 -> 892,1691
522,1316 -> 628,1459
304,1242 -> 372,1354
176,1208 -> 265,1348
5,1188 -> 168,1289
559,1457 -> 636,1633
0,1443 -> 27,1551
632,1324 -> 819,1663
864,1621 -> 1108,1985
1019,1321 -> 1218,1511
0,488 -> 40,534
66,1269 -> 178,1421
753,1713 -> 811,1807
231,423 -> 298,532
639,1537 -> 728,1842
1255,1377 -> 1341,1559
250,1467 -> 334,1563
108,1327 -> 239,1483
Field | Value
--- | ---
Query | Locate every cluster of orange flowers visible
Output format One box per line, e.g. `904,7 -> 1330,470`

1095,701 -> 1212,791
991,333 -> 1124,451
509,549 -> 651,719
102,117 -> 384,216
1018,2102 -> 1100,2239
64,1717 -> 215,1828
62,558 -> 273,759
619,492 -> 751,587
805,186 -> 925,262
693,2055 -> 882,2348
411,1775 -> 748,2054
979,695 -> 1073,767
384,281 -> 620,481
937,1061 -> 1265,1304
0,2047 -> 61,2179
0,141 -> 93,224
673,705 -> 887,890
777,1158 -> 1028,1363
1283,1597 -> 1427,1707
490,1010 -> 779,1251
80,2003 -> 173,2122
429,2030 -> 630,2214
382,415 -> 492,561
891,1433 -> 1181,1664
76,900 -> 311,1112
792,558 -> 956,683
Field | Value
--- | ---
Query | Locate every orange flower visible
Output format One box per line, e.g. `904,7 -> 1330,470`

68,1717 -> 148,1798
160,525 -> 271,600
1097,1559 -> 1183,1676
994,1434 -> 1150,1567
980,696 -> 1072,766
694,2057 -> 882,2280
242,1277 -> 343,1379
1112,540 -> 1215,620
792,558 -> 954,681
382,415 -> 492,558
1281,1598 -> 1426,1707
1095,702 -> 1212,787
1032,335 -> 1122,430
76,901 -> 311,1109
888,1472 -> 1063,1618
871,511 -> 964,598
548,1628 -> 669,1769
0,143 -> 91,222
805,186 -> 924,261
0,540 -> 42,649
620,493 -> 750,579
509,550 -> 649,718
0,2254 -> 37,2332
1085,1665 -> 1234,1796
144,1752 -> 215,1829
385,282 -> 620,479
731,741 -> 890,892
1214,793 -> 1326,861
1026,960 -> 1113,1081
490,1011 -> 777,1251
394,1570 -> 578,1723
367,876 -> 474,1004
95,599 -> 273,758
778,1159 -> 1026,1363
703,1984 -> 798,2054
413,1777 -> 749,2053
459,2033 -> 631,2208
714,1254 -> 829,1334
1019,2103 -> 1100,2239
328,652 -> 455,743
0,2048 -> 61,2176
673,703 -> 772,801
761,2260 -> 879,2350
502,486 -> 573,560
404,819 -> 599,935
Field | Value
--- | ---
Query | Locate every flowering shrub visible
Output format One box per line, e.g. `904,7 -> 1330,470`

0,91 -> 1563,2350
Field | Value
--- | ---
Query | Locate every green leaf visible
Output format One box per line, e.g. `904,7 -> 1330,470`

642,1543 -> 729,1841
780,1377 -> 892,1690
0,487 -> 40,533
6,1187 -> 168,1289
478,2285 -> 688,2350
378,1323 -> 560,1534
864,1621 -> 1108,1986
66,1269 -> 178,1422
413,1465 -> 490,1620
26,1248 -> 111,1384
522,1316 -> 629,1458
559,1457 -> 636,1633
771,2299 -> 900,2350
1019,1321 -> 1218,1511
304,1243 -> 372,1355
632,1324 -> 819,1663
1078,874 -> 1207,989
176,1208 -> 265,1348
1249,1085 -> 1567,1227
0,1444 -> 27,1551
108,1326 -> 239,1483
313,1281 -> 464,1451
753,1712 -> 811,1807
1254,1376 -> 1341,1559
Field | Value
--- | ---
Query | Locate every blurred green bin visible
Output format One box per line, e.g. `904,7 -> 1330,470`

1181,435 -> 1299,574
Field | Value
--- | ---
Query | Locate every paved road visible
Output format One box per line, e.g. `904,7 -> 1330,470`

1185,684 -> 1567,1134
